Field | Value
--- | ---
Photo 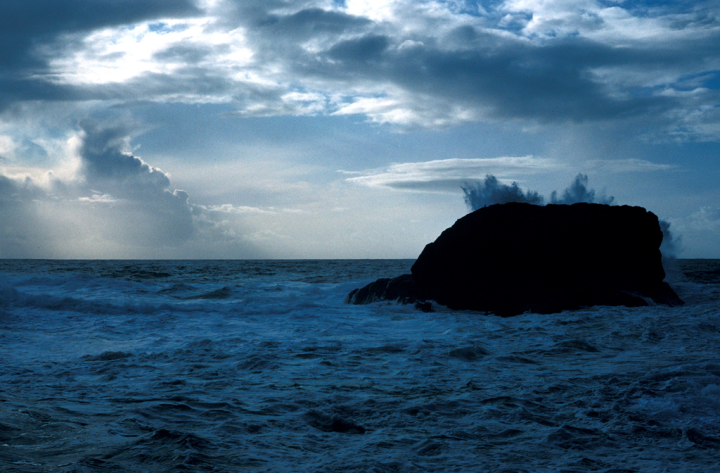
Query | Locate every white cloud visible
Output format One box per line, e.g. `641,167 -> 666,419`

344,0 -> 398,22
0,135 -> 15,156
78,192 -> 117,203
202,203 -> 275,214
334,92 -> 479,128
499,0 -> 703,44
585,158 -> 678,173
49,18 -> 252,89
501,0 -> 603,38
346,156 -> 559,191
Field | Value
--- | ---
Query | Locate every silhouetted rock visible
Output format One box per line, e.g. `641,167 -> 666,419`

347,203 -> 683,316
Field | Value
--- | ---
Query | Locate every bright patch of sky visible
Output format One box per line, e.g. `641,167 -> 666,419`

49,18 -> 252,93
344,0 -> 398,21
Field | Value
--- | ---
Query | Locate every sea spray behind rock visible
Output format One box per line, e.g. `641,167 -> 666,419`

461,173 -> 677,271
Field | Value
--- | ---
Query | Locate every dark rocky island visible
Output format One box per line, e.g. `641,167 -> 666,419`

347,203 -> 683,316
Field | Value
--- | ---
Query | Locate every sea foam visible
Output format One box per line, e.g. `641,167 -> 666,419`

0,259 -> 718,472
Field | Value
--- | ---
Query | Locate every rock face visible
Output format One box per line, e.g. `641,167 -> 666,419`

347,203 -> 683,316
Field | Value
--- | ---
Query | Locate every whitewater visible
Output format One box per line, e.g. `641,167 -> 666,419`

1,259 -> 719,472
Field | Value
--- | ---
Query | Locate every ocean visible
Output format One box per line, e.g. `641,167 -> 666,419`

1,259 -> 719,472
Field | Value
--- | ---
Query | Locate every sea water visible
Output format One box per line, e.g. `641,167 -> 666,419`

0,259 -> 719,472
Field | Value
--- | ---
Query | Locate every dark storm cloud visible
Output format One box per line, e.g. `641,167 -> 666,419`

213,1 -> 720,127
2,0 -> 719,131
124,70 -> 237,102
221,2 -> 369,54
0,0 -> 199,66
321,32 -> 688,123
152,44 -> 220,63
328,35 -> 390,63
0,117 -> 273,258
259,7 -> 371,40
79,121 -> 171,189
76,121 -> 195,244
0,77 -> 77,110
0,0 -> 200,108
23,66 -> 239,109
221,2 -> 377,68
0,120 -> 199,257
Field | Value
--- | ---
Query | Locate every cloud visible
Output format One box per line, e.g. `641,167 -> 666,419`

253,7 -> 372,42
201,203 -> 275,214
328,34 -> 390,63
346,156 -> 559,191
0,0 -> 201,110
78,120 -> 171,191
0,0 -> 716,139
585,158 -> 678,173
327,34 -> 673,124
78,192 -> 117,203
333,92 -> 479,128
0,0 -> 199,68
220,0 -> 718,133
76,120 -> 196,244
0,120 -> 200,256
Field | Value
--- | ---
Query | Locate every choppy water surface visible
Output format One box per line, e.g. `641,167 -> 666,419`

1,259 -> 719,472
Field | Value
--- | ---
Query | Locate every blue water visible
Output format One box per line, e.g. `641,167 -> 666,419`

1,259 -> 719,472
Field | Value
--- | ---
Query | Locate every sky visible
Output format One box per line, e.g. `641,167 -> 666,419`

0,0 -> 719,259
